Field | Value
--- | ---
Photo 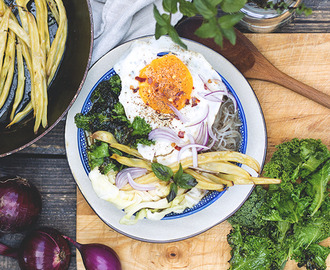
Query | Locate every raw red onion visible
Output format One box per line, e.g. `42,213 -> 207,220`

187,134 -> 198,167
148,127 -> 182,144
177,144 -> 210,163
115,168 -> 149,189
198,74 -> 228,94
185,104 -> 209,127
227,93 -> 238,112
127,173 -> 156,191
194,122 -> 209,149
0,227 -> 71,270
201,91 -> 225,102
167,103 -> 189,123
63,236 -> 121,270
0,176 -> 42,234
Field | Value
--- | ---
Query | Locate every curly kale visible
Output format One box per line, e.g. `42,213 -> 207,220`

74,74 -> 154,172
305,159 -> 330,216
228,185 -> 268,229
263,138 -> 329,189
227,138 -> 330,270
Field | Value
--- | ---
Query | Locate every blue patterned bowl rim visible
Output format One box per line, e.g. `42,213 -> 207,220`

77,68 -> 248,220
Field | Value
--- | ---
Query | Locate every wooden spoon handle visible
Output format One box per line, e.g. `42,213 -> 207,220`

251,66 -> 330,109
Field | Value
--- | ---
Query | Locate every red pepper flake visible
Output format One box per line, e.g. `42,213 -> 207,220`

191,97 -> 200,107
173,97 -> 180,105
130,85 -> 139,93
135,76 -> 146,82
175,91 -> 185,97
178,131 -> 185,138
174,145 -> 182,151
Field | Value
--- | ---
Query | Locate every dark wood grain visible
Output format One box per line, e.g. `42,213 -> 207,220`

0,0 -> 329,269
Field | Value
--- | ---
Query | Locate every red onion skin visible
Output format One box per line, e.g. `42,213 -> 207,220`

0,176 -> 42,234
63,236 -> 122,270
17,227 -> 71,270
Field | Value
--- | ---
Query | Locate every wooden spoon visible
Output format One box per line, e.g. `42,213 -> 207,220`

175,16 -> 330,109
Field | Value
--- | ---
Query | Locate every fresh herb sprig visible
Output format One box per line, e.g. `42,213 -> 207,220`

151,162 -> 197,202
154,0 -> 246,49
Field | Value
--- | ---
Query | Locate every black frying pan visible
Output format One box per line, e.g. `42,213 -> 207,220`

0,0 -> 93,157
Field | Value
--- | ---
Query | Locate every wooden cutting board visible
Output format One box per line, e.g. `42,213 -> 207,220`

76,33 -> 330,270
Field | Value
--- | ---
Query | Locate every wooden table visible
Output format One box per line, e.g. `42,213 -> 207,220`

0,0 -> 329,269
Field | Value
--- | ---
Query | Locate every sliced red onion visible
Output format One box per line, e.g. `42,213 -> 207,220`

148,127 -> 182,144
167,103 -> 189,123
208,124 -> 217,141
198,92 -> 224,102
115,168 -> 148,189
185,104 -> 209,127
177,144 -> 210,163
195,122 -> 209,148
187,134 -> 198,167
202,91 -> 225,102
127,173 -> 156,191
198,74 -> 228,94
227,93 -> 238,112
199,74 -> 209,91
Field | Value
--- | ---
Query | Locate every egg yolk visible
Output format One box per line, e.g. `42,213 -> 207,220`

138,54 -> 193,114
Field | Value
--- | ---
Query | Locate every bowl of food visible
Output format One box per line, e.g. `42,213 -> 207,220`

0,0 -> 93,157
65,36 -> 268,242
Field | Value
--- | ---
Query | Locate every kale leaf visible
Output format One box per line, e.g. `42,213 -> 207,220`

227,138 -> 330,270
74,74 -> 154,172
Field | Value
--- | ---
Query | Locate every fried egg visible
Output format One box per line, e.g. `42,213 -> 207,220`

114,36 -> 227,165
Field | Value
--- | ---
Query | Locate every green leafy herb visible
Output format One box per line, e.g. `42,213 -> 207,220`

152,162 -> 174,182
173,164 -> 197,189
167,183 -> 178,202
75,75 -> 154,172
87,142 -> 110,170
131,116 -> 152,136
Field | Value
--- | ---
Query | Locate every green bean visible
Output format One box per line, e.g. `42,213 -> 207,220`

10,42 -> 25,120
8,18 -> 30,47
0,30 -> 16,109
7,102 -> 33,128
27,11 -> 46,133
46,0 -> 67,81
46,0 -> 60,23
0,8 -> 10,77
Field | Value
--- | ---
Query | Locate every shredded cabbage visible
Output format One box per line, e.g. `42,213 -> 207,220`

89,167 -> 205,224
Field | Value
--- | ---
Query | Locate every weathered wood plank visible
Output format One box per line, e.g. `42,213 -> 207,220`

18,119 -> 67,155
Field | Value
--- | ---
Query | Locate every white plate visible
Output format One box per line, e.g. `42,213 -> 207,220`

65,36 -> 267,243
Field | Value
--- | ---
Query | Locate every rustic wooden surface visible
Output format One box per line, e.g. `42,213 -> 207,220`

0,0 -> 329,269
76,33 -> 330,270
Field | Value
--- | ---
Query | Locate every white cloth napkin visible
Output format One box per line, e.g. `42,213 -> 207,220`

89,0 -> 183,65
